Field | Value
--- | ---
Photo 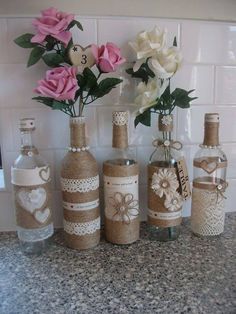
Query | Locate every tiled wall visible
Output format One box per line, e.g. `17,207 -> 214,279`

0,16 -> 236,231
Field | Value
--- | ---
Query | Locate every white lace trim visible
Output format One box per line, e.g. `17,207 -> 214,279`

112,111 -> 128,126
63,217 -> 100,236
148,209 -> 181,220
61,175 -> 99,193
191,187 -> 225,236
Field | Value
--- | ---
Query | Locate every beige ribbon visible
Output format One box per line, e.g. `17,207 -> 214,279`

109,192 -> 139,225
152,139 -> 183,151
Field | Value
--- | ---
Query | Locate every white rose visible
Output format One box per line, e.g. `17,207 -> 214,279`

148,46 -> 182,79
134,79 -> 168,115
129,26 -> 167,72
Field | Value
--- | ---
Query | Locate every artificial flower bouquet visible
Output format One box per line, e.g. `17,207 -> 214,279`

14,7 -> 126,117
127,26 -> 196,126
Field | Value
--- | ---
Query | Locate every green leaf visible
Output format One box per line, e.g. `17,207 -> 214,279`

42,53 -> 64,67
32,96 -> 53,108
173,36 -> 177,47
27,46 -> 45,67
52,100 -> 68,110
94,78 -> 122,98
68,20 -> 83,31
134,110 -> 151,127
14,33 -> 36,48
171,88 -> 197,109
83,68 -> 98,90
126,62 -> 155,83
76,74 -> 86,88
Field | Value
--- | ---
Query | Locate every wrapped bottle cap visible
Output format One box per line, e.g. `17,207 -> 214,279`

112,111 -> 128,149
19,118 -> 35,131
205,113 -> 219,123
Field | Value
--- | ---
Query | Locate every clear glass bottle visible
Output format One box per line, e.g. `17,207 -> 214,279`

103,111 -> 140,244
147,114 -> 185,241
11,118 -> 53,254
191,113 -> 228,236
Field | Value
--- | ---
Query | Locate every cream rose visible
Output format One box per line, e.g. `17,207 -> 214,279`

134,79 -> 168,115
129,26 -> 167,72
149,46 -> 182,79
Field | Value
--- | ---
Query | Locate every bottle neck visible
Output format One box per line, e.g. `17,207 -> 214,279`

112,124 -> 128,150
203,122 -> 219,147
20,130 -> 38,155
70,117 -> 87,148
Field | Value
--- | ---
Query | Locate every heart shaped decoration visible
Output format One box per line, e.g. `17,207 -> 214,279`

39,166 -> 50,182
17,187 -> 47,214
69,45 -> 96,70
34,207 -> 51,224
200,160 -> 218,174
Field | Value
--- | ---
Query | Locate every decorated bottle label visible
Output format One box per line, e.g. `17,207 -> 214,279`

11,165 -> 53,236
148,165 -> 183,227
103,162 -> 139,244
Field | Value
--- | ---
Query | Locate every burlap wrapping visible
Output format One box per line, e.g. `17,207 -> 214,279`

193,157 -> 227,173
14,182 -> 52,229
112,124 -> 128,149
61,118 -> 100,250
158,114 -> 173,132
148,164 -> 182,228
203,120 -> 219,146
103,162 -> 140,244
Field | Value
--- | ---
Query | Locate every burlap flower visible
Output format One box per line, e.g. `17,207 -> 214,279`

151,168 -> 179,198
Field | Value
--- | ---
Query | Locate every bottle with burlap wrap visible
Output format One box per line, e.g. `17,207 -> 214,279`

147,114 -> 189,241
11,118 -> 54,254
191,113 -> 228,237
103,111 -> 140,244
61,117 -> 100,249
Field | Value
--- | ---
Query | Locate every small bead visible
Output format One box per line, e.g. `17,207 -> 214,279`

81,147 -> 85,151
164,140 -> 170,147
72,147 -> 76,152
77,148 -> 81,152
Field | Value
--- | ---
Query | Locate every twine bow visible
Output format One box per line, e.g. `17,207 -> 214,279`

109,192 -> 139,224
215,181 -> 228,203
152,139 -> 183,151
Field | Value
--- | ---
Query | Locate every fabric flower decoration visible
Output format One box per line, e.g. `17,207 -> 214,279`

108,192 -> 139,224
31,7 -> 74,46
151,168 -> 179,198
161,115 -> 173,126
91,42 -> 126,73
34,66 -> 79,101
134,79 -> 168,115
129,26 -> 167,72
148,46 -> 182,79
164,192 -> 183,211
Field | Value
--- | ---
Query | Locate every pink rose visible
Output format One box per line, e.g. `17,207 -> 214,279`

91,42 -> 126,73
34,66 -> 79,101
31,7 -> 74,46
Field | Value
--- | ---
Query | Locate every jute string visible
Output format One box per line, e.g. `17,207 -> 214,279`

14,182 -> 52,229
148,164 -> 182,228
61,118 -> 100,250
20,146 -> 38,156
112,125 -> 128,149
103,162 -> 140,244
203,121 -> 219,146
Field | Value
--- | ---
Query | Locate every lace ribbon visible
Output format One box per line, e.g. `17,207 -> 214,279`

61,175 -> 99,193
63,217 -> 100,236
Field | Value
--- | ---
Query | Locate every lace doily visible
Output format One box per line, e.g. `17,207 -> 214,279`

17,223 -> 53,242
61,175 -> 99,193
191,187 -> 225,236
63,217 -> 100,236
112,111 -> 128,126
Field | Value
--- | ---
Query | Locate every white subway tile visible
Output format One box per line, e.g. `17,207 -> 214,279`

6,18 -> 35,64
172,64 -> 214,105
0,191 -> 15,231
0,19 -> 8,63
222,144 -> 236,179
182,21 -> 236,64
72,18 -> 97,46
225,179 -> 236,212
177,105 -> 236,144
98,18 -> 180,62
215,66 -> 236,104
0,63 -> 48,108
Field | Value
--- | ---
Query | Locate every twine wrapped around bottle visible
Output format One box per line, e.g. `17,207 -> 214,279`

203,113 -> 220,147
158,114 -> 173,132
61,117 -> 100,250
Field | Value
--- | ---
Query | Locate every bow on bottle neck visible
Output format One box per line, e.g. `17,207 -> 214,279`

152,139 -> 183,151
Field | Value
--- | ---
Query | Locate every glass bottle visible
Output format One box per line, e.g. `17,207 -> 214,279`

147,114 -> 187,241
191,113 -> 228,236
103,111 -> 140,244
11,118 -> 53,254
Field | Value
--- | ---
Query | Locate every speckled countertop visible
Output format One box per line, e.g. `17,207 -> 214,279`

0,215 -> 235,314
